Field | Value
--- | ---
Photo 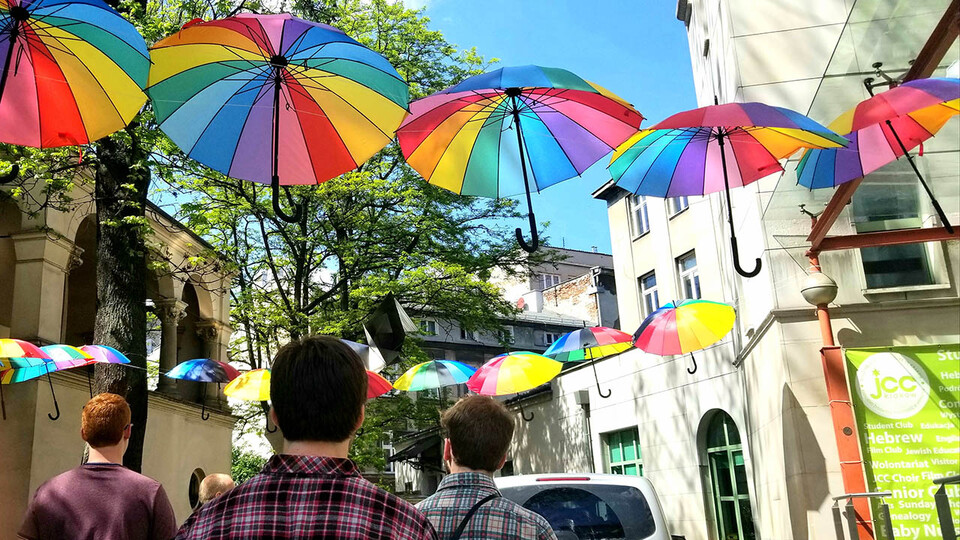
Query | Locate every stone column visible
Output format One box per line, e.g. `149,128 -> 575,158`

154,298 -> 187,396
196,319 -> 231,409
10,232 -> 76,343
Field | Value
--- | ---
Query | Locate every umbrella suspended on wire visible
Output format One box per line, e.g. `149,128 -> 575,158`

146,13 -> 410,223
0,339 -> 58,420
397,65 -> 643,252
393,359 -> 477,407
633,299 -> 735,375
544,327 -> 635,398
797,77 -> 958,233
609,99 -> 847,277
79,345 -> 131,397
466,351 -> 562,421
165,358 -> 240,420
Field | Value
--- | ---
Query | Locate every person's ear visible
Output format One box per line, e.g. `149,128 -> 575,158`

443,438 -> 453,463
269,407 -> 279,428
496,454 -> 507,471
354,405 -> 365,432
123,424 -> 133,440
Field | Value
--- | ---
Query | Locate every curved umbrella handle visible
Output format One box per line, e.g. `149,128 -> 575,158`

46,370 -> 61,421
519,401 -> 534,422
0,164 -> 19,184
262,401 -> 278,433
515,216 -> 540,253
271,176 -> 303,223
591,362 -> 611,398
730,236 -> 761,278
200,384 -> 210,421
687,352 -> 698,375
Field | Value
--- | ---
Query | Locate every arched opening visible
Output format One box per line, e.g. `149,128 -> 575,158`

188,468 -> 205,510
701,411 -> 755,540
63,215 -> 97,346
176,282 -> 205,403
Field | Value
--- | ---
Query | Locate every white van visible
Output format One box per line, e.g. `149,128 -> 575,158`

495,473 -> 671,540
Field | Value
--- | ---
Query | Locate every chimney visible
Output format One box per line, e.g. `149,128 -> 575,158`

591,246 -> 598,253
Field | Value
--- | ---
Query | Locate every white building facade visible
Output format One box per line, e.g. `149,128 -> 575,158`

510,1 -> 959,539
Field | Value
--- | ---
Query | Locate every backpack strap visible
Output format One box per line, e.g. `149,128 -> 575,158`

450,493 -> 500,540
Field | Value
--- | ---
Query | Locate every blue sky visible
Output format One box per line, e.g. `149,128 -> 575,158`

413,0 -> 698,253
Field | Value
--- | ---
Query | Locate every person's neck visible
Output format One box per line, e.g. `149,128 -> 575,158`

87,444 -> 124,465
448,462 -> 494,476
283,439 -> 351,459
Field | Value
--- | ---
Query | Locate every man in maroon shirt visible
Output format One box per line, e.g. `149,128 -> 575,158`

19,393 -> 178,540
176,335 -> 437,539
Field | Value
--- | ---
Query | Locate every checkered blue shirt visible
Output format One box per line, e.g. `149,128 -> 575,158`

176,454 -> 437,539
416,473 -> 557,540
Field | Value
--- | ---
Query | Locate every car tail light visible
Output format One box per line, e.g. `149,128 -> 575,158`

536,477 -> 591,482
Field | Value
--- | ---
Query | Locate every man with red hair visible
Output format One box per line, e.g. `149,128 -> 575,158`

19,393 -> 177,540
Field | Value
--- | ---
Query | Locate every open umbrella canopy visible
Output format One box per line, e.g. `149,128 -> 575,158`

40,344 -> 94,370
0,0 -> 149,147
0,356 -> 56,383
165,358 -> 240,383
609,101 -> 846,277
147,13 -> 408,221
224,368 -> 271,402
466,351 -> 562,396
398,65 -> 642,251
544,327 -> 634,362
393,360 -> 476,392
0,338 -> 50,361
366,370 -> 393,399
633,299 -> 736,357
80,345 -> 131,364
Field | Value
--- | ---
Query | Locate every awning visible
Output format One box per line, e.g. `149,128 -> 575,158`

389,433 -> 441,463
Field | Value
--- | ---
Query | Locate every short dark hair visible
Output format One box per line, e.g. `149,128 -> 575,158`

82,393 -> 131,448
270,336 -> 367,442
442,395 -> 515,472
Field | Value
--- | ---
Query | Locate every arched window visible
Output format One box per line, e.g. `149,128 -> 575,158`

704,412 -> 755,540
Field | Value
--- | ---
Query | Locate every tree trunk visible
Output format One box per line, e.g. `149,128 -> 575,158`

92,133 -> 150,472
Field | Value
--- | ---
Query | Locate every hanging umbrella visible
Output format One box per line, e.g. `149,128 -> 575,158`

796,77 -> 959,233
165,359 -> 240,420
632,299 -> 736,375
40,344 -> 94,369
0,339 -> 57,421
0,0 -> 149,152
544,327 -> 634,398
609,100 -> 847,277
393,359 -> 476,392
146,13 -> 409,222
467,351 -> 562,421
397,65 -> 643,252
367,370 -> 393,399
79,344 -> 131,397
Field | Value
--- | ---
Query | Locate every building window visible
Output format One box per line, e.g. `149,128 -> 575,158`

603,427 -> 642,476
668,196 -> 690,215
704,412 -> 755,540
382,441 -> 395,473
500,325 -> 515,344
677,251 -> 700,299
541,332 -> 559,346
630,195 -> 650,237
852,176 -> 934,289
188,468 -> 205,510
418,319 -> 437,336
538,273 -> 561,289
459,327 -> 474,341
638,271 -> 659,317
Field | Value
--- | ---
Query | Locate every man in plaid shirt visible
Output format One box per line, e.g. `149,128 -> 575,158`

417,396 -> 557,540
176,336 -> 437,539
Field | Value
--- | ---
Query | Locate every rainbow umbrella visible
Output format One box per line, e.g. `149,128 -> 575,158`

367,370 -> 393,399
393,360 -> 476,392
147,13 -> 409,222
397,65 -> 643,252
80,345 -> 132,365
467,351 -> 562,420
609,101 -> 847,277
632,299 -> 736,375
797,77 -> 959,233
165,359 -> 240,420
0,339 -> 57,420
544,327 -> 634,398
224,368 -> 271,402
40,344 -> 94,370
0,0 -> 149,151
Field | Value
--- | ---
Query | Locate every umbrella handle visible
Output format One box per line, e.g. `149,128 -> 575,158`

885,120 -> 954,234
201,385 -> 210,421
591,361 -> 611,398
0,382 -> 6,421
46,370 -> 61,421
0,164 -> 18,185
515,215 -> 540,253
265,415 -> 278,433
687,352 -> 698,375
271,176 -> 303,223
519,400 -> 534,422
730,236 -> 761,278
511,94 -> 540,254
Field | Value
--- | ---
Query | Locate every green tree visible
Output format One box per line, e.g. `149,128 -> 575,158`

231,446 -> 268,485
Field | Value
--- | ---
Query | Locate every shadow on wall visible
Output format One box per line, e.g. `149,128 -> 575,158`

836,304 -> 960,350
511,395 -> 591,475
782,384 -> 828,540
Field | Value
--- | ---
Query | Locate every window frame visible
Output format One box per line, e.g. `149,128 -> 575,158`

677,251 -> 701,300
538,273 -> 561,289
630,194 -> 651,237
638,271 -> 660,318
418,318 -> 438,336
602,427 -> 643,477
668,196 -> 690,216
541,331 -> 560,346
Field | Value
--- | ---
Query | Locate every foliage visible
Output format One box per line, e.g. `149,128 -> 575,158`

231,446 -> 268,485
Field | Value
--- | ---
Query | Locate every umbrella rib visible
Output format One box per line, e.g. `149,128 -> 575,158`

221,83 -> 273,179
418,96 -> 503,185
181,70 -> 272,159
515,94 -> 585,177
289,67 -> 400,142
616,129 -> 676,194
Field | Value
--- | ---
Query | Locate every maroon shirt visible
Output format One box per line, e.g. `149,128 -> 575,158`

176,454 -> 437,539
19,462 -> 177,540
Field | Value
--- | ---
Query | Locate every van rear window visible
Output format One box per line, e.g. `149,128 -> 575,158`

499,484 -> 657,539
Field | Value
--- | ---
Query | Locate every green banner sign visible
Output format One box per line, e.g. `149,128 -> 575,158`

846,345 -> 960,539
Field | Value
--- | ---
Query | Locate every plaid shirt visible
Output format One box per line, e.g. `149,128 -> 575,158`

416,473 -> 557,540
176,454 -> 437,540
